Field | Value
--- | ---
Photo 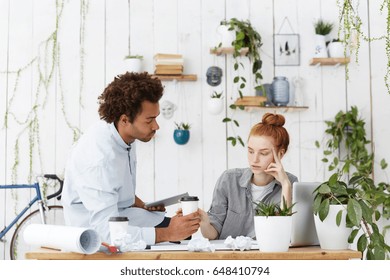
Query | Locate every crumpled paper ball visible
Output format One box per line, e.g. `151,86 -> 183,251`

187,237 -> 216,252
224,235 -> 252,251
113,233 -> 147,252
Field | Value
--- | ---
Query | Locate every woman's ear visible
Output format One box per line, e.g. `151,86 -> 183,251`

279,149 -> 285,158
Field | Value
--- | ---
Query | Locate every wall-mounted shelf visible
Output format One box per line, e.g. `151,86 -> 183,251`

210,47 -> 249,56
309,57 -> 350,66
234,96 -> 267,106
234,96 -> 309,113
243,106 -> 309,113
152,74 -> 197,81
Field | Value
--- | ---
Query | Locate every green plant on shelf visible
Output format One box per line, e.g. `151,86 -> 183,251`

314,19 -> 334,36
174,122 -> 191,130
124,55 -> 143,59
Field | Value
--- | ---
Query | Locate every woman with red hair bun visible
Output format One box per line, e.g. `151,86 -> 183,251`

199,113 -> 298,240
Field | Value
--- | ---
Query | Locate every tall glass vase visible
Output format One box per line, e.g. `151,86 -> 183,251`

272,76 -> 290,106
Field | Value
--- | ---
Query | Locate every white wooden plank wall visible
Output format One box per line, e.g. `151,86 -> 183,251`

0,0 -> 389,259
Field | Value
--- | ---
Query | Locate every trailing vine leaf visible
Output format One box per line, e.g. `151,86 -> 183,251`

348,228 -> 359,243
357,233 -> 368,253
336,210 -> 343,226
237,136 -> 244,147
318,199 -> 330,221
222,117 -> 231,123
347,199 -> 362,227
227,137 -> 237,146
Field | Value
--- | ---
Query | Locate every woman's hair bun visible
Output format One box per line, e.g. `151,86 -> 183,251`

261,113 -> 285,127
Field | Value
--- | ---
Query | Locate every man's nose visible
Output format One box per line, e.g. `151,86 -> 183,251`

153,121 -> 160,131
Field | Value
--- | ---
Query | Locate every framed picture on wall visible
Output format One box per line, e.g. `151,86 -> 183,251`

274,34 -> 300,66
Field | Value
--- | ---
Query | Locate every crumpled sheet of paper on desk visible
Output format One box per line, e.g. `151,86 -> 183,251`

112,233 -> 147,252
224,235 -> 253,251
187,237 -> 216,252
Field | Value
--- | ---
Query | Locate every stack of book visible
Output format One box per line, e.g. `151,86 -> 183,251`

154,53 -> 184,75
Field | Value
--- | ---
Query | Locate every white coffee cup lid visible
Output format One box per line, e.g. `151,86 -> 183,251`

109,216 -> 129,222
180,196 -> 199,202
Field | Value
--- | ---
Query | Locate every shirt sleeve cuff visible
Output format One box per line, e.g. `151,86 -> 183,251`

208,215 -> 222,235
142,227 -> 156,245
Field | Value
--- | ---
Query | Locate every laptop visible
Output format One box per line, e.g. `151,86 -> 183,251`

290,182 -> 320,247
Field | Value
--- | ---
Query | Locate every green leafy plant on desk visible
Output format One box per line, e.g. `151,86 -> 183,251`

315,106 -> 390,259
253,198 -> 296,252
254,198 -> 296,217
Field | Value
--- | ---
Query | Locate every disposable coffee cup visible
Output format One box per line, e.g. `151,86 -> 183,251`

108,216 -> 129,245
180,196 -> 199,216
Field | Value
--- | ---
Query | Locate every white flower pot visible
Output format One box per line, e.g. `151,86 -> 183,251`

328,42 -> 348,58
124,58 -> 142,73
254,216 -> 292,252
314,34 -> 328,58
217,24 -> 236,48
314,204 -> 352,250
207,98 -> 224,115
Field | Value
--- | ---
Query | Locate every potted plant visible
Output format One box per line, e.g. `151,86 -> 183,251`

173,122 -> 191,145
217,20 -> 236,48
313,173 -> 390,259
253,198 -> 296,252
124,55 -> 143,72
327,38 -> 348,58
207,91 -> 224,115
221,18 -> 263,147
315,106 -> 390,259
313,176 -> 353,250
313,19 -> 333,58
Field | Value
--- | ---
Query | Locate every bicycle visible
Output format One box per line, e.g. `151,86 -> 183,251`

0,174 -> 65,260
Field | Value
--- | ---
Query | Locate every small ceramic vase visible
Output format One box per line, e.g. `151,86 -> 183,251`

173,130 -> 190,145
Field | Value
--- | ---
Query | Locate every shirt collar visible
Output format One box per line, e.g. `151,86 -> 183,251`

239,168 -> 254,188
109,122 -> 131,150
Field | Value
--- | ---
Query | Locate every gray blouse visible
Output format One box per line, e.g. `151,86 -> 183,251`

207,168 -> 298,239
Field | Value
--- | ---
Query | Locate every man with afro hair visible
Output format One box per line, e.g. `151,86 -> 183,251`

62,72 -> 200,246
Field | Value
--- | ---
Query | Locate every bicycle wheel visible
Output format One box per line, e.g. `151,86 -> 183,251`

10,205 -> 64,260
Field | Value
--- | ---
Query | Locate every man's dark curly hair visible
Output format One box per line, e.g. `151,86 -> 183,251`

98,72 -> 164,123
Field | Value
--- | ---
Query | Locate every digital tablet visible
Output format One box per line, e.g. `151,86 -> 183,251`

144,192 -> 189,208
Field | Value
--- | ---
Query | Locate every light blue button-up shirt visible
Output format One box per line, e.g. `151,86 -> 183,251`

62,120 -> 163,245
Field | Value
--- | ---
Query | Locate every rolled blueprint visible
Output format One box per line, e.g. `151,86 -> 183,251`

23,224 -> 101,254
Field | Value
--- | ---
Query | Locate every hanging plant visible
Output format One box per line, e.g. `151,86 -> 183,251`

220,18 -> 263,147
207,91 -> 224,115
337,0 -> 389,91
173,122 -> 191,145
124,55 -> 143,72
1,0 -> 85,220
